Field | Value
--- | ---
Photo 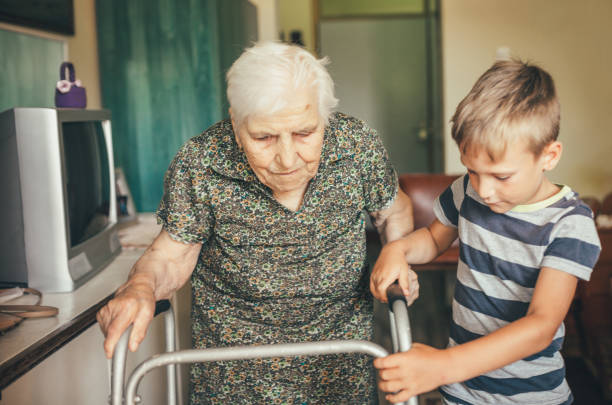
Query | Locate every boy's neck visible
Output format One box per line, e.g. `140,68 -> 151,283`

534,178 -> 561,203
511,180 -> 566,212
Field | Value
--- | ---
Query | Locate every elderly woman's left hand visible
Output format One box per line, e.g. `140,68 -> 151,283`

370,240 -> 419,304
369,188 -> 418,303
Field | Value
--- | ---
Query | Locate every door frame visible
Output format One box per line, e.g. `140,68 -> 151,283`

313,0 -> 443,173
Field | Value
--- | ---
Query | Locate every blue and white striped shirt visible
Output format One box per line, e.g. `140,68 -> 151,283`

434,175 -> 601,405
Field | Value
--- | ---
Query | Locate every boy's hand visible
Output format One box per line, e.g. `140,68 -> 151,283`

374,343 -> 450,403
370,242 -> 419,304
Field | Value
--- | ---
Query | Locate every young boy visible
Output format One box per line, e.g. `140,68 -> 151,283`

370,60 -> 601,404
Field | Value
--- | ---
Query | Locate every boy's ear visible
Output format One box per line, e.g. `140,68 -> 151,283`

541,141 -> 562,171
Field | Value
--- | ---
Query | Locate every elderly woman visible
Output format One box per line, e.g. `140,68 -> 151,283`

98,41 -> 416,404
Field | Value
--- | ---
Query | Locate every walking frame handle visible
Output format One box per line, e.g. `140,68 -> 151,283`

110,300 -> 176,405
110,287 -> 417,405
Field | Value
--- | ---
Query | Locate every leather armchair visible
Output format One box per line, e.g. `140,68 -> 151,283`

398,173 -> 461,271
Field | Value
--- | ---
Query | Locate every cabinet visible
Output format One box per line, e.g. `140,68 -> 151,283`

0,215 -> 192,404
0,314 -> 168,405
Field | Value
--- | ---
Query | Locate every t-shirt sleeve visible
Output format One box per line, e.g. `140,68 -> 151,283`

433,174 -> 467,228
156,140 -> 213,244
356,121 -> 399,213
541,205 -> 601,281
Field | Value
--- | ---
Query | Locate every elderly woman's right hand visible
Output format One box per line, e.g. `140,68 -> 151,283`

96,279 -> 156,359
96,229 -> 201,358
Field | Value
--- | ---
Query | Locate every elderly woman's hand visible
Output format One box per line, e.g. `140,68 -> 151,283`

370,241 -> 419,304
97,229 -> 201,358
97,277 -> 157,358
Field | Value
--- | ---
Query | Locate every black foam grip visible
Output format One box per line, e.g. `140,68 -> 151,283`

386,283 -> 407,312
154,299 -> 171,317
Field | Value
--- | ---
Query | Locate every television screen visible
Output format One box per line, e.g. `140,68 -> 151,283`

0,0 -> 74,35
62,121 -> 111,247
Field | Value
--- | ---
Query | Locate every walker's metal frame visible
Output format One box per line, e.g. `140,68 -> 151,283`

111,285 -> 418,405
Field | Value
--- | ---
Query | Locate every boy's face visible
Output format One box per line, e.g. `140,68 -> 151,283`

460,139 -> 562,213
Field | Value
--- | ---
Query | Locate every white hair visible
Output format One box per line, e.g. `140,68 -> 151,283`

226,41 -> 338,127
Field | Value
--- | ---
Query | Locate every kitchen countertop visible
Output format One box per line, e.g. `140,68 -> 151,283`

0,214 -> 160,392
0,249 -> 141,391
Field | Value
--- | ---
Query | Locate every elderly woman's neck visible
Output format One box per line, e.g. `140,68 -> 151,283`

274,186 -> 308,212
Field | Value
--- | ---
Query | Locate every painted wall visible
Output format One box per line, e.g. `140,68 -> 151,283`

0,0 -> 100,110
217,0 -> 259,115
0,29 -> 64,110
319,0 -> 424,16
248,0 -> 279,42
441,0 -> 612,199
278,0 -> 315,54
66,0 -> 102,109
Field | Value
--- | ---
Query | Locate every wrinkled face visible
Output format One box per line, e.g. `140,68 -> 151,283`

460,139 -> 561,213
232,88 -> 324,197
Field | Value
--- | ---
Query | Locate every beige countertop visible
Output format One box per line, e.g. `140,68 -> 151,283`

0,214 -> 160,391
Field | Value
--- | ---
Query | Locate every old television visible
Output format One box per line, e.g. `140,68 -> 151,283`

0,108 -> 121,292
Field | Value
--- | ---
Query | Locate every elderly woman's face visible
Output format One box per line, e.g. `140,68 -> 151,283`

232,88 -> 324,199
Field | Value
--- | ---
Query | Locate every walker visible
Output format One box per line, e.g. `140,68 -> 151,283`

110,284 -> 418,405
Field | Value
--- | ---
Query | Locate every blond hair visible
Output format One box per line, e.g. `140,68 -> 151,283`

451,60 -> 560,160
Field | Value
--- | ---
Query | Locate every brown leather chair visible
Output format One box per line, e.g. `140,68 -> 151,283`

398,173 -> 461,271
565,191 -> 612,400
582,196 -> 601,218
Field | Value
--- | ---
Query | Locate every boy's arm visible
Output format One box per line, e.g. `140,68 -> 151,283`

375,267 -> 578,403
370,219 -> 457,302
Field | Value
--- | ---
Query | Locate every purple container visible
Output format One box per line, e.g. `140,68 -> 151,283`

55,62 -> 87,108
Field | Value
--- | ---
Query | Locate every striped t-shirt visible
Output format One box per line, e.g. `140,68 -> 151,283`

434,175 -> 601,405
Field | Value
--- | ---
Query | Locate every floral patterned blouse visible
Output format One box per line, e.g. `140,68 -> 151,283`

157,112 -> 398,404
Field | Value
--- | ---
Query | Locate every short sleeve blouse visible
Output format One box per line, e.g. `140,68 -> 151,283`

156,112 -> 397,403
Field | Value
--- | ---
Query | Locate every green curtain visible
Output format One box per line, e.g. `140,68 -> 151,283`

96,0 -> 257,212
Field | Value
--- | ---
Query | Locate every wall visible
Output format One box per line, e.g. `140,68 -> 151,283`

66,0 -> 102,109
318,0 -> 424,16
441,0 -> 612,199
217,0 -> 259,115
1,0 -> 274,118
248,0 -> 279,42
0,29 -> 64,110
0,0 -> 100,110
278,0 -> 315,54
